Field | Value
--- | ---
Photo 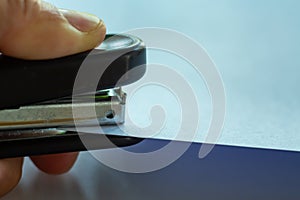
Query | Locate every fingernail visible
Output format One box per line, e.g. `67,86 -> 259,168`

60,9 -> 101,32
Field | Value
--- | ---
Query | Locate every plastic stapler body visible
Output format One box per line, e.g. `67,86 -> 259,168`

0,34 -> 146,158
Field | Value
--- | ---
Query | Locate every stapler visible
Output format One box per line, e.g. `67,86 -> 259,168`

0,34 -> 146,159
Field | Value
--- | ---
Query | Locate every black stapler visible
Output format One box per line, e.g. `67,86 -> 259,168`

0,34 -> 146,159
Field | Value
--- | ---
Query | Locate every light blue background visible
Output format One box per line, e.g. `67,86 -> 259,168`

46,0 -> 300,151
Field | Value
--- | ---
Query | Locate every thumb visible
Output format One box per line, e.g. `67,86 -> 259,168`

0,0 -> 106,60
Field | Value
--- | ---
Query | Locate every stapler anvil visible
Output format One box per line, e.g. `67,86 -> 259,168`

0,34 -> 146,158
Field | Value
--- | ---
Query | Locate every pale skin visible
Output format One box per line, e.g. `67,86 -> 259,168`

0,0 -> 106,197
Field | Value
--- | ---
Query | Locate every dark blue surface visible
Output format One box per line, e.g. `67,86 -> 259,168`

4,138 -> 300,200
104,139 -> 300,199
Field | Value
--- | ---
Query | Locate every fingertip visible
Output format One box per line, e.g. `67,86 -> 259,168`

0,158 -> 23,198
0,1 -> 107,60
75,19 -> 107,54
30,152 -> 79,175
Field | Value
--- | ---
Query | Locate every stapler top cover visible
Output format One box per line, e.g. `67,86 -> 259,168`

0,34 -> 146,110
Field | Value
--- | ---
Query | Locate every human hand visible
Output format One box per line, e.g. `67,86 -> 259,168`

0,0 -> 106,197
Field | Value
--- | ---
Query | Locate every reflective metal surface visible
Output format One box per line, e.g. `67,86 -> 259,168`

0,88 -> 125,131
